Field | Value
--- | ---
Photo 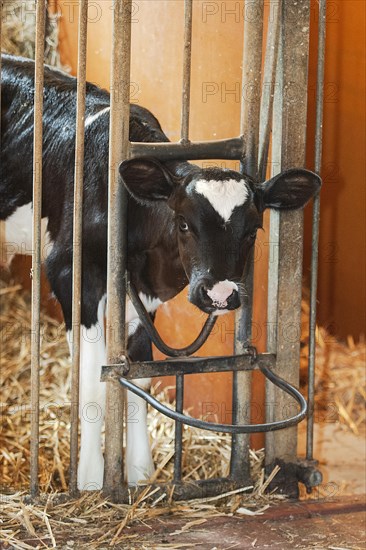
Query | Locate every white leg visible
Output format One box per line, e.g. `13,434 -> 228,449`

126,377 -> 155,484
67,297 -> 106,491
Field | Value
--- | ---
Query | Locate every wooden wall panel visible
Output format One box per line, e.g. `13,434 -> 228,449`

305,0 -> 366,339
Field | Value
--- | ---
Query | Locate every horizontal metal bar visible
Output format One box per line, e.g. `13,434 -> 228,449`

114,363 -> 307,434
102,352 -> 274,381
128,281 -> 217,357
130,137 -> 245,162
50,478 -> 250,504
129,477 -> 249,502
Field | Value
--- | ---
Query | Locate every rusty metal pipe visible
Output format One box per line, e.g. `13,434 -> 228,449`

130,137 -> 245,162
180,0 -> 193,142
30,0 -> 46,499
258,0 -> 281,181
0,1 -> 2,140
69,0 -> 88,497
231,0 -> 264,484
118,364 -> 307,434
265,0 -> 311,498
173,374 -> 184,481
103,0 -> 132,501
307,0 -> 326,461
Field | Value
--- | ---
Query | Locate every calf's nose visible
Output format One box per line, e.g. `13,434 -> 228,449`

206,280 -> 238,308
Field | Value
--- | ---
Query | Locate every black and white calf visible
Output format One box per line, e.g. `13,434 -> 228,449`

1,54 -> 321,490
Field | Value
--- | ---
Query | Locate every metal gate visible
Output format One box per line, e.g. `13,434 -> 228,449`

3,0 -> 326,501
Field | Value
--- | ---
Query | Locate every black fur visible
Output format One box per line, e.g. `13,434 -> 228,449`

1,54 -> 321,338
1,55 -> 187,331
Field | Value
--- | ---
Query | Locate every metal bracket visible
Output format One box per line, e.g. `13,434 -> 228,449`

111,359 -> 307,434
296,458 -> 323,494
265,458 -> 323,498
127,280 -> 217,357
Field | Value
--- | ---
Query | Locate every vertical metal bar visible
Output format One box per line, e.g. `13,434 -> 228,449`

181,0 -> 193,142
306,0 -> 326,461
0,0 -> 2,163
230,0 -> 264,484
104,0 -> 132,500
258,0 -> 281,182
30,0 -> 46,499
69,0 -> 88,497
257,3 -> 281,443
239,0 -> 264,174
265,30 -> 282,404
0,6 -> 5,302
0,1 -> 2,132
0,4 -> 3,252
173,374 -> 184,482
175,0 -> 192,483
265,0 -> 311,497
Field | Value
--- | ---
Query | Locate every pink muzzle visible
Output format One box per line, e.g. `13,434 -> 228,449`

206,280 -> 238,308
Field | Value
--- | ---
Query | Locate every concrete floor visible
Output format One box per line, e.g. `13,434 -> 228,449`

298,422 -> 366,496
123,424 -> 366,549
122,496 -> 366,549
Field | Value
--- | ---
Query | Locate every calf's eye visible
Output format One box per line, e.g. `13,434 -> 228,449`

179,218 -> 189,232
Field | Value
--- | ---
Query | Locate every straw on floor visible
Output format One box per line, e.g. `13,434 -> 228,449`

1,279 -> 365,547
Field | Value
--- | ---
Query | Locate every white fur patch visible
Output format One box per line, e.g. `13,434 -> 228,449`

126,294 -> 162,336
85,106 -> 110,128
194,178 -> 249,222
67,292 -> 159,490
3,203 -> 52,264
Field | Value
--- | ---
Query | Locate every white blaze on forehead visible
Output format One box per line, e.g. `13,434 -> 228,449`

207,280 -> 238,308
85,106 -> 110,128
194,178 -> 249,222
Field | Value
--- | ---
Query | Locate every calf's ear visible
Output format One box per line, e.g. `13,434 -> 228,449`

257,168 -> 322,211
119,158 -> 175,203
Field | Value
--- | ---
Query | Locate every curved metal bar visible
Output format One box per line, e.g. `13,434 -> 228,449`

127,280 -> 217,357
118,364 -> 307,434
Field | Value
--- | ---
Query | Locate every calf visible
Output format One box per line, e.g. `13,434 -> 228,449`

1,54 -> 321,490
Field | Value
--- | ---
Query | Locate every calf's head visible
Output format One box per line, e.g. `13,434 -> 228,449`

120,159 -> 321,315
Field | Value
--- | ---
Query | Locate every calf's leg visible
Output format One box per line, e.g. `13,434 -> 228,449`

47,259 -> 107,490
126,321 -> 155,484
69,297 -> 106,491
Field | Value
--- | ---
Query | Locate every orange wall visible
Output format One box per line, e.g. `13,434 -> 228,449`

55,0 -> 366,413
305,0 -> 366,339
53,0 -> 365,428
57,0 -> 269,429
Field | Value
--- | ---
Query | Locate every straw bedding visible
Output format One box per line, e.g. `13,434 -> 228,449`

1,280 -> 285,547
1,0 -> 61,68
1,278 -> 365,547
300,295 -> 365,436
